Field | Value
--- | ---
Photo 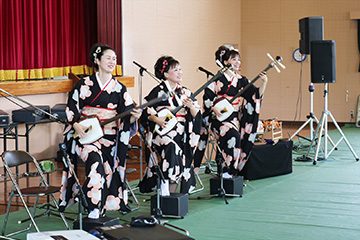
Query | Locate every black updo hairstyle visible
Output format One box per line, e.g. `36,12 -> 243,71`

215,45 -> 240,66
154,56 -> 179,80
89,43 -> 115,71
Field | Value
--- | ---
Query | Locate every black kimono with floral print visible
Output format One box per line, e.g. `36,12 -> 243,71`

59,74 -> 134,214
194,72 -> 261,175
139,81 -> 202,193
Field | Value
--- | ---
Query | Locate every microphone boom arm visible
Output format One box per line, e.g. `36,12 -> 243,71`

0,87 -> 66,124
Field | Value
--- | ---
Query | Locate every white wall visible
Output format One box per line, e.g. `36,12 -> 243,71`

122,0 -> 242,102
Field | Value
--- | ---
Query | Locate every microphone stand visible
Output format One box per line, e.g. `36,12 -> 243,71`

198,66 -> 215,79
133,61 -> 162,85
59,143 -> 88,230
133,61 -> 146,179
197,68 -> 217,175
137,125 -> 167,220
137,125 -> 191,240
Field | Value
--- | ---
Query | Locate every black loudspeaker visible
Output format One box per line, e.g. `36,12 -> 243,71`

210,176 -> 243,196
150,193 -> 188,217
310,40 -> 336,84
299,16 -> 324,54
12,105 -> 50,123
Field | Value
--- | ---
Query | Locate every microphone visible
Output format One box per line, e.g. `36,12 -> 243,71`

133,61 -> 149,77
198,67 -> 214,77
133,61 -> 147,71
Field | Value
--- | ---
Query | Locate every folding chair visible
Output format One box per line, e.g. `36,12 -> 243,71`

124,167 -> 140,212
203,133 -> 218,174
188,172 -> 204,195
1,150 -> 69,237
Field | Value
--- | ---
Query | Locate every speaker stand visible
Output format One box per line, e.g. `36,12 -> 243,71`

290,83 -> 336,161
291,83 -> 318,141
305,83 -> 359,164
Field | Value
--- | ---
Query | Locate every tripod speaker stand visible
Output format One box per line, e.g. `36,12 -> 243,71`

304,40 -> 359,164
290,83 -> 318,144
290,83 -> 336,161
305,83 -> 359,164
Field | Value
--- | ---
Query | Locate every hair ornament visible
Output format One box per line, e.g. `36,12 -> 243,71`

93,46 -> 102,62
219,50 -> 226,62
160,59 -> 168,73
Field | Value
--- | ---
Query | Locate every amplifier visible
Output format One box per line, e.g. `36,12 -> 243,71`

0,110 -> 10,126
51,103 -> 67,122
12,105 -> 50,123
210,175 -> 243,196
151,193 -> 188,217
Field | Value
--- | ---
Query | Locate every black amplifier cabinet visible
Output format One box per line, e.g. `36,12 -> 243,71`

151,193 -> 188,217
51,104 -> 67,122
12,105 -> 50,123
0,110 -> 10,126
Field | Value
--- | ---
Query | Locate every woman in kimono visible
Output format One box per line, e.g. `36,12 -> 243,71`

59,43 -> 140,219
194,45 -> 268,178
140,56 -> 202,195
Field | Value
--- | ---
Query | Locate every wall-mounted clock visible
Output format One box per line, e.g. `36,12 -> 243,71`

292,48 -> 307,62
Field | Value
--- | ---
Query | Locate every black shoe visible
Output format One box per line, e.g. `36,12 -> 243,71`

119,201 -> 132,214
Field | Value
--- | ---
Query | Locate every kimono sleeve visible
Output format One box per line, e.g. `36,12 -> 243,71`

202,81 -> 218,125
116,84 -> 135,166
65,80 -> 85,125
238,76 -> 260,102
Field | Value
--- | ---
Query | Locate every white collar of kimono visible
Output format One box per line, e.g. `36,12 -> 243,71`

164,80 -> 181,107
224,70 -> 241,81
95,72 -> 113,90
164,80 -> 180,92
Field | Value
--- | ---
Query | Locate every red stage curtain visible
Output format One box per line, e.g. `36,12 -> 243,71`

97,0 -> 123,75
0,0 -> 112,81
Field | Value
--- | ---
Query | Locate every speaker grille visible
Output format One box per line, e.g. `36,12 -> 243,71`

310,40 -> 336,84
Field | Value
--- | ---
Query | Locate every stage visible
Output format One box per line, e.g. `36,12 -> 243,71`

0,125 -> 359,240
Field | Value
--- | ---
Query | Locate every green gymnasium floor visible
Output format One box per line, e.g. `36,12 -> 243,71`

1,125 -> 360,240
